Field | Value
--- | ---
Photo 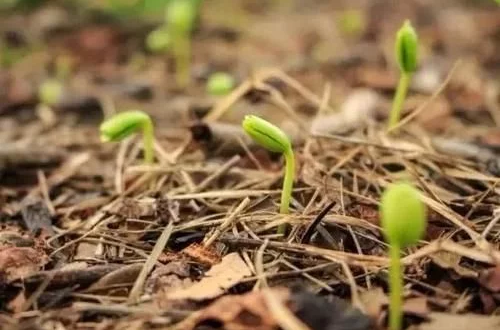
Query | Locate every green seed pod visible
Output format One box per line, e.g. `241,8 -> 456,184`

100,110 -> 152,143
395,20 -> 418,73
380,182 -> 426,248
167,0 -> 196,34
146,27 -> 171,53
206,72 -> 235,96
242,115 -> 291,154
38,79 -> 63,106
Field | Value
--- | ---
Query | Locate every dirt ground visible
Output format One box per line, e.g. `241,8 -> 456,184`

1,0 -> 500,329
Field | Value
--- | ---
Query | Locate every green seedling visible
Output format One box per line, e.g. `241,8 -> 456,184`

206,72 -> 235,96
380,182 -> 426,330
38,79 -> 63,106
388,20 -> 418,132
242,115 -> 295,235
100,110 -> 155,164
146,27 -> 171,53
167,0 -> 197,88
337,9 -> 366,38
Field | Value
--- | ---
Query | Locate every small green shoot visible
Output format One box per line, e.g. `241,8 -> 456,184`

38,79 -> 63,107
242,115 -> 295,235
337,9 -> 366,38
167,0 -> 197,88
100,110 -> 155,164
206,72 -> 235,96
380,182 -> 427,330
388,20 -> 418,132
146,27 -> 171,53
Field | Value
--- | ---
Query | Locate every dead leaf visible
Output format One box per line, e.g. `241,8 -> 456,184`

146,261 -> 192,295
430,251 -> 478,279
415,313 -> 500,330
176,288 -> 290,330
360,288 -> 387,320
87,263 -> 143,292
20,198 -> 54,235
478,265 -> 500,292
167,253 -> 251,301
182,242 -> 221,266
403,297 -> 430,318
0,247 -> 48,281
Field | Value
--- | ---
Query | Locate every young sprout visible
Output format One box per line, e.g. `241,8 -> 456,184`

38,79 -> 63,106
242,115 -> 295,235
100,110 -> 155,164
167,0 -> 197,88
146,27 -> 171,54
206,72 -> 235,96
388,20 -> 418,132
337,9 -> 366,38
380,182 -> 426,330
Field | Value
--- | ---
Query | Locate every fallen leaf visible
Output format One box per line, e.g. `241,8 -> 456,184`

403,297 -> 430,318
146,261 -> 192,295
430,251 -> 478,279
87,263 -> 143,292
20,198 -> 54,235
360,288 -> 387,320
176,288 -> 290,330
478,265 -> 500,292
291,290 -> 372,330
415,313 -> 500,330
167,253 -> 251,301
0,247 -> 48,281
181,242 -> 221,266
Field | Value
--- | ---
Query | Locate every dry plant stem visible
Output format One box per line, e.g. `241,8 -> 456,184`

128,221 -> 173,303
203,197 -> 250,247
388,72 -> 411,132
389,243 -> 403,330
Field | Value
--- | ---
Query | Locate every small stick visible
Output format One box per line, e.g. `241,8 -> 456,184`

128,221 -> 173,303
203,197 -> 250,247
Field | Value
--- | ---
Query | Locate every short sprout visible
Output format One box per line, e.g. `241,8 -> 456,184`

38,79 -> 63,106
381,182 -> 426,247
337,9 -> 366,37
395,20 -> 418,74
100,110 -> 155,164
206,72 -> 235,96
167,0 -> 197,34
388,20 -> 419,132
167,0 -> 197,87
242,115 -> 295,235
380,182 -> 426,330
146,27 -> 171,53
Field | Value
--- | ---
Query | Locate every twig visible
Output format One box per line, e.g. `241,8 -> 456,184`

128,221 -> 173,303
204,197 -> 251,247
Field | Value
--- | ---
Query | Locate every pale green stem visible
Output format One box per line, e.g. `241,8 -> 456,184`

277,148 -> 295,235
142,118 -> 154,164
389,243 -> 403,330
388,72 -> 411,132
173,32 -> 191,88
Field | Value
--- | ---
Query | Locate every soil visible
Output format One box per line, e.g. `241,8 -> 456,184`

1,0 -> 500,329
